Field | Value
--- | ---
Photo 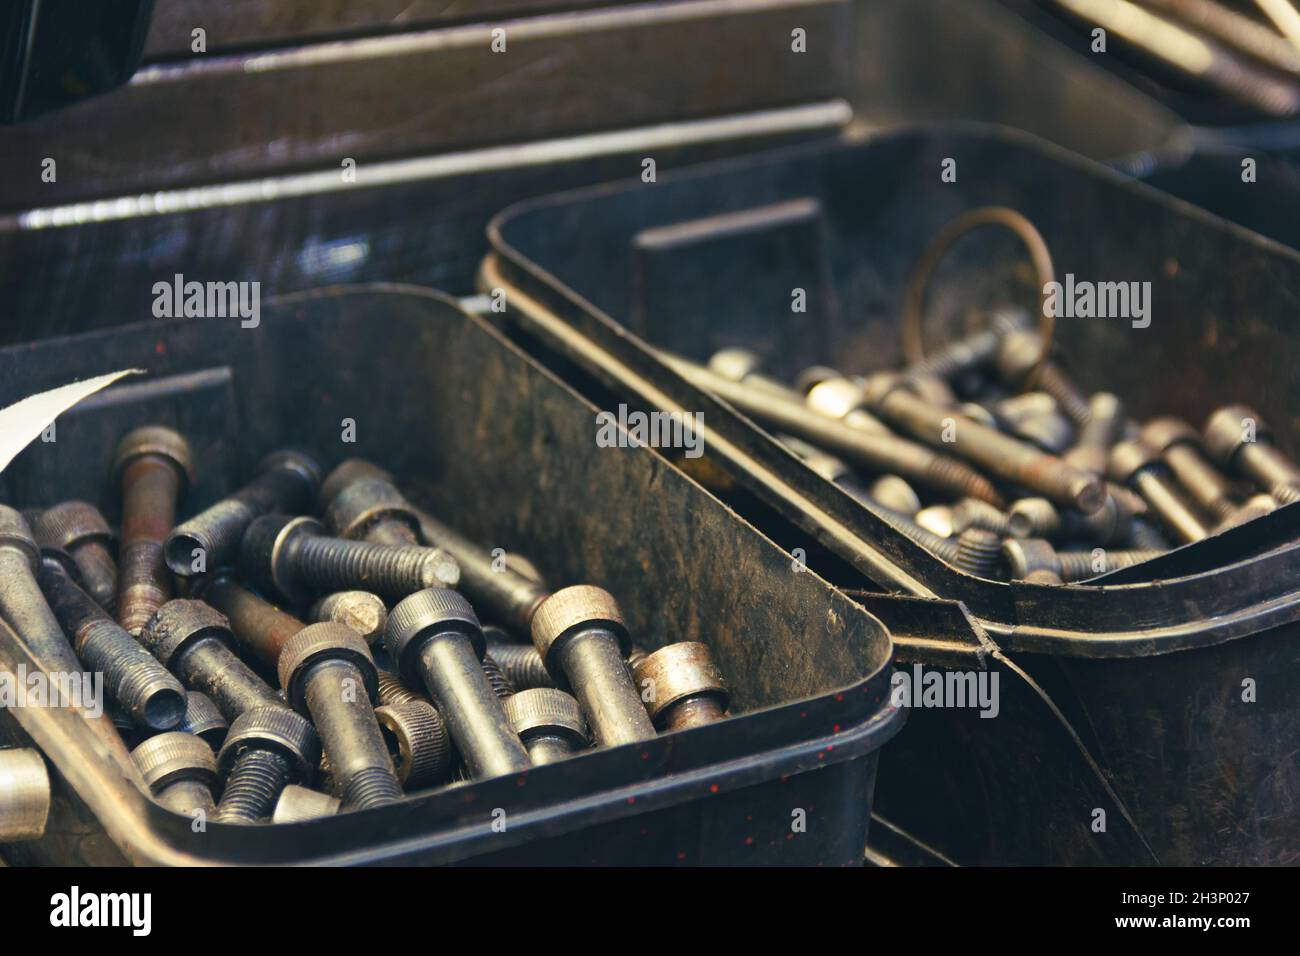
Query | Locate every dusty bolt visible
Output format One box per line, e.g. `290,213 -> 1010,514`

272,784 -> 341,823
530,585 -> 657,748
319,458 -> 393,509
1001,538 -> 1163,582
1007,490 -> 1136,546
113,426 -> 193,635
39,557 -> 187,730
309,590 -> 388,646
950,498 -> 1014,537
165,449 -> 321,578
1142,416 -> 1242,522
32,502 -> 117,610
140,599 -> 287,721
633,642 -> 729,732
175,691 -> 228,751
323,476 -> 421,547
198,573 -> 309,668
902,307 -> 1030,390
0,748 -> 51,842
1204,405 -> 1300,506
239,514 -> 460,605
868,499 -> 1003,576
1064,393 -> 1126,475
1109,440 -> 1212,544
483,628 -> 556,690
664,355 -> 1004,506
277,622 -> 402,810
995,329 -> 1092,427
215,707 -> 320,824
387,589 -> 531,777
376,670 -> 432,706
375,700 -> 453,787
864,374 -> 1103,514
132,732 -> 218,815
503,688 -> 589,765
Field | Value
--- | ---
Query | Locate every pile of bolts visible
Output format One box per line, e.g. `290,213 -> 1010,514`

0,429 -> 729,825
663,309 -> 1298,583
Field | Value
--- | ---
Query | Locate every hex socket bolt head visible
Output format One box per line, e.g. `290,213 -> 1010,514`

217,707 -> 320,786
309,591 -> 388,645
1000,538 -> 1060,580
503,688 -> 589,764
387,589 -> 487,678
276,623 -> 380,712
111,425 -> 196,489
1107,439 -> 1160,485
32,502 -> 116,608
176,691 -> 228,750
272,784 -> 341,823
319,459 -> 395,509
324,477 -> 419,542
1139,416 -> 1200,456
139,599 -> 235,670
0,748 -> 51,842
1203,404 -> 1271,466
131,732 -> 218,807
375,700 -> 452,785
633,643 -> 729,731
164,449 -> 321,577
0,506 -> 39,569
530,584 -> 630,682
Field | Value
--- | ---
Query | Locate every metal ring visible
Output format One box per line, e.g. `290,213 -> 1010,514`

901,206 -> 1056,385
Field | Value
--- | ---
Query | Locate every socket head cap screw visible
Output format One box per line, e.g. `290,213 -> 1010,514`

1140,417 -> 1200,455
1000,538 -> 1058,580
1108,440 -> 1160,485
132,732 -> 218,794
386,588 -> 485,685
1203,404 -> 1269,466
0,505 -> 39,569
632,643 -> 728,723
217,706 -> 320,783
238,514 -> 326,605
257,448 -> 323,493
325,477 -> 418,540
112,425 -> 195,488
375,700 -> 450,785
139,599 -> 234,668
319,459 -> 394,509
277,622 -> 378,712
531,585 -> 629,676
32,501 -> 111,551
503,688 -> 588,745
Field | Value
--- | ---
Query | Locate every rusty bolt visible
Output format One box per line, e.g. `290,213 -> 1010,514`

633,643 -> 729,732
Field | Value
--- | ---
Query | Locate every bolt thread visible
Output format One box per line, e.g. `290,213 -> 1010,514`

290,536 -> 460,596
1057,549 -> 1163,582
1127,519 -> 1172,551
1271,483 -> 1300,506
376,670 -> 429,706
951,498 -> 1013,536
954,529 -> 1003,578
921,455 -> 1005,509
116,541 -> 171,635
341,764 -> 404,809
1034,363 -> 1092,427
215,749 -> 292,823
481,653 -> 516,699
907,328 -> 1000,382
79,619 -> 186,730
482,641 -> 556,690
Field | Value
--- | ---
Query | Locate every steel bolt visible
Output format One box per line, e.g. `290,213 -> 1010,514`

633,642 -> 729,732
309,591 -> 388,646
165,449 -> 321,578
995,329 -> 1092,427
198,573 -> 308,668
1109,440 -> 1213,544
375,700 -> 453,787
707,347 -> 803,400
1204,405 -> 1300,506
481,652 -> 516,699
38,557 -> 186,730
113,426 -> 193,635
272,784 -> 341,823
950,498 -> 1014,537
175,691 -> 227,751
902,307 -> 1030,387
140,599 -> 286,721
387,589 -> 531,777
801,376 -> 892,436
870,500 -> 1003,577
503,689 -> 589,764
319,458 -> 393,510
864,375 -> 1103,513
132,732 -> 218,815
1001,538 -> 1162,582
277,623 -> 402,810
1064,393 -> 1126,475
32,501 -> 117,610
530,585 -> 657,748
376,670 -> 431,706
1217,493 -> 1278,530
323,476 -> 421,547
0,748 -> 51,842
239,514 -> 460,605
215,706 -> 320,824
1007,490 -> 1136,546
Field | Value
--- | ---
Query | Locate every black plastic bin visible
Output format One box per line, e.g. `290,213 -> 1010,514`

0,285 -> 903,866
482,128 -> 1300,865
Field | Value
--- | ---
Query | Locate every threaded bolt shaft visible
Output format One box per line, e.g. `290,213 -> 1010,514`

376,670 -> 431,706
483,638 -> 556,690
481,652 -> 516,699
283,531 -> 461,601
1055,549 -> 1164,582
215,749 -> 293,823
